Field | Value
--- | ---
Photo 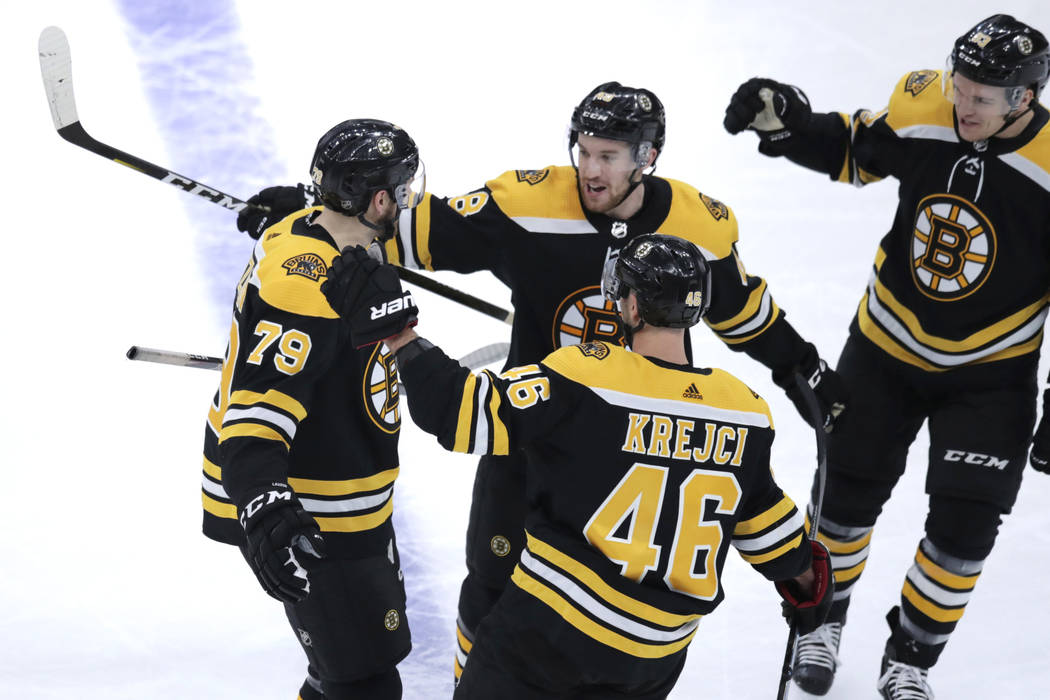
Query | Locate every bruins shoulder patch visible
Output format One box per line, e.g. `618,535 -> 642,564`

699,193 -> 728,221
282,253 -> 327,281
577,341 -> 610,359
515,169 -> 550,186
904,70 -> 938,97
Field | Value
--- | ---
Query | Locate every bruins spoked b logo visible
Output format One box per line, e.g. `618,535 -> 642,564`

363,343 -> 401,433
553,286 -> 626,348
911,194 -> 996,301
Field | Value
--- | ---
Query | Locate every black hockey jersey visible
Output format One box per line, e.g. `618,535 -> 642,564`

383,165 -> 813,374
399,340 -> 810,659
202,208 -> 401,557
788,70 -> 1050,371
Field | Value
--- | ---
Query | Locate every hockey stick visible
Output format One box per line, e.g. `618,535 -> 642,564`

775,373 -> 829,700
38,26 -> 514,326
126,342 -> 510,372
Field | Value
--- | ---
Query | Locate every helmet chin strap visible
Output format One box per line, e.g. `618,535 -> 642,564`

356,210 -> 396,242
991,104 -> 1033,137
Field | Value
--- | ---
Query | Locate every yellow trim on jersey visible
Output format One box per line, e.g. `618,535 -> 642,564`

229,389 -> 308,420
707,280 -> 769,332
542,344 -> 772,423
526,533 -> 702,628
485,166 -> 587,221
656,178 -> 738,260
734,496 -> 794,536
488,380 -> 509,455
902,581 -> 965,623
453,658 -> 463,680
456,625 -> 474,654
871,277 -> 1050,353
413,195 -> 434,270
715,300 -> 781,345
203,457 -> 222,481
737,534 -> 804,565
289,467 -> 400,497
915,548 -> 979,590
202,492 -> 237,519
857,292 -> 1045,371
453,373 -> 479,453
218,423 -> 289,448
315,498 -> 394,532
255,216 -> 340,319
511,566 -> 697,659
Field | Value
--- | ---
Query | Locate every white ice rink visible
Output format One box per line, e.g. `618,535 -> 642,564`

4,1 -> 1050,697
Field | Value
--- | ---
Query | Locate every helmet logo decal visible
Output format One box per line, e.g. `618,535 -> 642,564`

592,91 -> 616,102
971,31 -> 993,48
634,241 -> 653,258
311,166 -> 323,186
363,343 -> 401,433
611,221 -> 628,238
905,70 -> 938,96
1017,35 -> 1034,55
553,286 -> 626,349
377,137 -> 394,156
638,94 -> 652,112
911,194 -> 996,301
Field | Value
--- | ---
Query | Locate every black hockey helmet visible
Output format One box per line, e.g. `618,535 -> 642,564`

601,233 -> 711,328
949,15 -> 1049,103
310,118 -> 425,217
570,82 -> 666,168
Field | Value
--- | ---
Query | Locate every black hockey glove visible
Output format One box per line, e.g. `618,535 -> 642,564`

239,483 -> 326,604
237,184 -> 320,239
723,77 -> 812,156
775,347 -> 848,433
775,540 -> 834,636
320,245 -> 418,348
1029,412 -> 1050,474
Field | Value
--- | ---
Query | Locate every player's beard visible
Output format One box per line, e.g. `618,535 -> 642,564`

579,175 -> 636,214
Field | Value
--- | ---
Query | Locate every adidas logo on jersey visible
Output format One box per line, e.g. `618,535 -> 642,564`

682,383 -> 703,400
370,292 -> 415,320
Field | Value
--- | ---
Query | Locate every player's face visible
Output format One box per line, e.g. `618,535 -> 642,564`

575,134 -> 639,213
952,73 -> 1018,141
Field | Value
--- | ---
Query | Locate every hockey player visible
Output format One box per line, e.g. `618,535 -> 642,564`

320,232 -> 835,698
239,81 -> 847,682
201,119 -> 425,700
723,14 -> 1050,700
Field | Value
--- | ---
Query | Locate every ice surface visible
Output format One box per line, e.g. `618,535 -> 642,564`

4,1 -> 1049,698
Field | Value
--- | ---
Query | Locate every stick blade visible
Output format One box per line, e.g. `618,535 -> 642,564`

39,26 -> 79,130
457,342 -> 510,370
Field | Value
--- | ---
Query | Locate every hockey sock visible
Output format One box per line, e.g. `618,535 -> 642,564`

806,509 -> 874,622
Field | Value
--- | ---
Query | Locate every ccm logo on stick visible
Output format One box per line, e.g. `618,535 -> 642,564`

371,293 -> 415,320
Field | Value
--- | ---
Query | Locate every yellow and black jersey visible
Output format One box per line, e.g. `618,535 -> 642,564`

399,340 -> 810,659
202,208 -> 402,557
783,70 -> 1050,371
385,165 -> 816,376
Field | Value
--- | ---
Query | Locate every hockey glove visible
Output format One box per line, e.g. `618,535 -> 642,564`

237,184 -> 320,240
776,540 -> 834,636
723,77 -> 812,155
776,347 -> 848,433
1030,411 -> 1050,474
239,483 -> 326,604
320,245 -> 418,348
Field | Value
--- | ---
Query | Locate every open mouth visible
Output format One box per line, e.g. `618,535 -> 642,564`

584,183 -> 606,196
